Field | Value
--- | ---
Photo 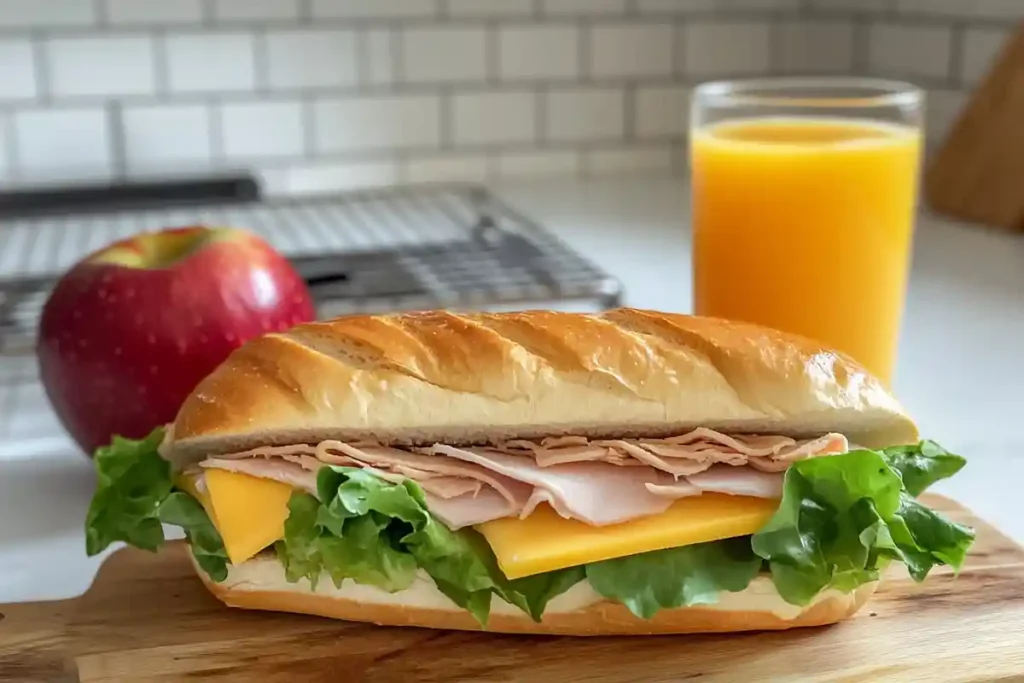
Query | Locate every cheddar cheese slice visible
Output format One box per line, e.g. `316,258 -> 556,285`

202,469 -> 295,566
475,494 -> 778,580
179,469 -> 777,579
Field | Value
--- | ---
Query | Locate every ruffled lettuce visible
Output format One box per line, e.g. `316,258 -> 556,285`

751,444 -> 974,605
581,443 -> 974,616
86,432 -> 975,624
585,536 -> 763,619
84,427 -> 228,581
275,466 -> 583,625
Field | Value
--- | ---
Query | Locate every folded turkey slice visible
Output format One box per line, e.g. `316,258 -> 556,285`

198,429 -> 848,528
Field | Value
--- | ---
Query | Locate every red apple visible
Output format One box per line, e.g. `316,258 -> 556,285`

36,225 -> 316,456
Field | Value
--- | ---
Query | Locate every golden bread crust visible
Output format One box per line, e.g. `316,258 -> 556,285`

168,309 -> 917,463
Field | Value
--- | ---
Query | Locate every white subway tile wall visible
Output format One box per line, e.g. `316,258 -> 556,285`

542,0 -> 629,16
684,21 -> 772,77
104,0 -> 205,26
961,27 -> 1012,85
868,24 -> 954,81
122,105 -> 212,172
895,0 -> 1024,20
452,91 -> 538,145
0,115 -> 9,182
447,0 -> 535,17
165,33 -> 257,93
499,25 -> 580,80
213,0 -> 302,22
13,108 -> 112,182
220,101 -> 306,161
0,0 -> 96,28
495,149 -> 581,178
47,37 -> 156,98
805,0 -> 892,12
311,0 -> 437,20
772,20 -> 855,74
546,87 -> 626,142
635,84 -> 690,138
590,23 -> 675,78
0,39 -> 37,101
404,153 -> 490,184
313,95 -> 441,153
265,30 -> 358,90
634,0 -> 719,13
0,0 -> 1014,190
401,27 -> 488,83
585,145 -> 675,176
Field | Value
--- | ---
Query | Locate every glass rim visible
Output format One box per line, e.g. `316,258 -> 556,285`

692,77 -> 923,109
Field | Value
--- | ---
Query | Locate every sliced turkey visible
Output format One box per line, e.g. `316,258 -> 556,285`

201,428 -> 847,528
501,430 -> 848,476
315,441 -> 533,512
422,487 -> 518,530
429,445 -> 676,526
687,466 -> 784,499
200,456 -> 319,496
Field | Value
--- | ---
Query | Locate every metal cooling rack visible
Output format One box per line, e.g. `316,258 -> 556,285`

0,182 -> 622,449
0,183 -> 622,356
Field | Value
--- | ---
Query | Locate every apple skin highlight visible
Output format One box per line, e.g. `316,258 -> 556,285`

36,225 -> 317,456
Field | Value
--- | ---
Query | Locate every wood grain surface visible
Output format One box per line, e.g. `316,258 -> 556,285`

2,494 -> 1024,683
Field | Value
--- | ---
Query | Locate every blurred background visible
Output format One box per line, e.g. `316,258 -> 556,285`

0,1 -> 1023,604
0,1 -> 1020,452
0,0 -> 1012,188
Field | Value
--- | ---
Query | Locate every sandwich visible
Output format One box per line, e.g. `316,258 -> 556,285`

84,309 -> 976,636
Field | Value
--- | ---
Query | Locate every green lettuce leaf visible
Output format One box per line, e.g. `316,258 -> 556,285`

85,428 -> 172,555
881,441 -> 967,496
585,536 -> 763,619
276,466 -> 584,624
158,492 -> 230,582
751,446 -> 976,606
84,426 -> 229,582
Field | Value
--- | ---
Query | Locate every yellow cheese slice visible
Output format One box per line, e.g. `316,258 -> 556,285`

202,469 -> 295,566
475,494 -> 779,580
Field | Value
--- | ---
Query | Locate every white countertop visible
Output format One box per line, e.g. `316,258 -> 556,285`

2,175 -> 1023,605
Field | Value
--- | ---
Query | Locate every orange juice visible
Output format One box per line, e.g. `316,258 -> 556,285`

691,117 -> 922,384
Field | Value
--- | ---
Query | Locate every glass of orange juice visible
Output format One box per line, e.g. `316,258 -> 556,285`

690,78 -> 924,385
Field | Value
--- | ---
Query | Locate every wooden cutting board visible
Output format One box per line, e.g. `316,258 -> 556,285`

3,494 -> 1024,683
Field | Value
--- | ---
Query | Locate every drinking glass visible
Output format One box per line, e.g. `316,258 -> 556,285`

690,78 -> 924,385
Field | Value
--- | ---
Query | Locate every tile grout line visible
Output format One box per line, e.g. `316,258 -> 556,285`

3,113 -> 21,183
851,15 -> 871,76
579,17 -> 591,84
536,84 -> 548,146
106,100 -> 127,181
392,24 -> 406,87
208,98 -> 225,166
253,27 -> 270,94
355,26 -> 371,88
486,20 -> 500,85
0,11 -> 1003,35
301,96 -> 316,160
30,30 -> 51,106
440,87 -> 454,150
623,81 -> 636,142
201,0 -> 216,26
152,29 -> 170,98
95,0 -> 109,27
673,19 -> 686,79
